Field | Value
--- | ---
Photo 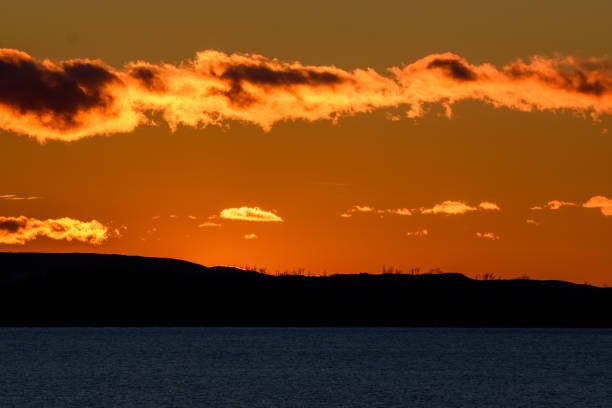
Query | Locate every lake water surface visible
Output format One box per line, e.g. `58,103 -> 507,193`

1,328 -> 610,407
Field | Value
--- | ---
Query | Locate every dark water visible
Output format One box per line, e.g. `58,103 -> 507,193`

0,328 -> 611,407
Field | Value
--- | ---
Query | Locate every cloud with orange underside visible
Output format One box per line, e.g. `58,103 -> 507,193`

1,48 -> 611,142
219,206 -> 283,222
583,196 -> 612,216
0,216 -> 109,245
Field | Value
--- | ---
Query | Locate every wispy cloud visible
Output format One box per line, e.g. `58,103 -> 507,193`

1,48 -> 610,142
0,194 -> 40,200
220,206 -> 283,222
0,215 -> 109,245
530,200 -> 576,210
406,229 -> 428,237
583,195 -> 612,216
341,205 -> 412,218
526,219 -> 540,226
244,233 -> 258,240
421,200 -> 500,215
198,221 -> 221,227
343,201 -> 499,217
476,232 -> 500,240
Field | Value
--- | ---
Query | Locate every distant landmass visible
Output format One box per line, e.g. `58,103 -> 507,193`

1,252 -> 610,327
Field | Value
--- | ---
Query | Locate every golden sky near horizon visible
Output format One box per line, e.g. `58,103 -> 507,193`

1,1 -> 611,285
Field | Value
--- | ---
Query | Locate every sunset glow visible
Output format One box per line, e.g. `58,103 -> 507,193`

1,1 -> 611,286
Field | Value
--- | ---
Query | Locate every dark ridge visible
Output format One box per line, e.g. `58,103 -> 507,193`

0,252 -> 610,327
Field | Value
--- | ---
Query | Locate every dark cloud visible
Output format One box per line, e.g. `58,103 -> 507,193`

0,219 -> 26,233
427,59 -> 477,81
220,64 -> 342,87
128,66 -> 167,92
573,72 -> 606,96
0,50 -> 119,129
0,49 -> 610,142
218,63 -> 345,107
505,63 -> 610,96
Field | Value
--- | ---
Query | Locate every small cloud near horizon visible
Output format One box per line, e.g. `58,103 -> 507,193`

583,196 -> 612,216
421,200 -> 500,215
387,208 -> 412,215
341,205 -> 412,217
0,194 -> 40,201
343,201 -> 499,217
199,221 -> 221,227
244,233 -> 258,240
476,232 -> 500,240
478,201 -> 500,211
0,215 -> 109,245
220,206 -> 283,222
406,229 -> 428,237
530,200 -> 576,211
352,205 -> 374,213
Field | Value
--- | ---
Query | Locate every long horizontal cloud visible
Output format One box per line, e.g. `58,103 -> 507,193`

219,206 -> 283,222
0,215 -> 109,244
342,201 -> 500,217
1,49 -> 610,142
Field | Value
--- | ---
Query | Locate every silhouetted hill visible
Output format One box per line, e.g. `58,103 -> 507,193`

1,252 -> 610,326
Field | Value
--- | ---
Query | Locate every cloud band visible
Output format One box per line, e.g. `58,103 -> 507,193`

1,49 -> 611,142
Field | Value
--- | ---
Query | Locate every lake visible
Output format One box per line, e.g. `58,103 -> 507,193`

1,328 -> 610,407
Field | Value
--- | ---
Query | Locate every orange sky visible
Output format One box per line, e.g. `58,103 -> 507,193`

1,1 -> 611,285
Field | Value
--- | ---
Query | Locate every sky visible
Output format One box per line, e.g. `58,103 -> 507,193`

1,0 -> 611,285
